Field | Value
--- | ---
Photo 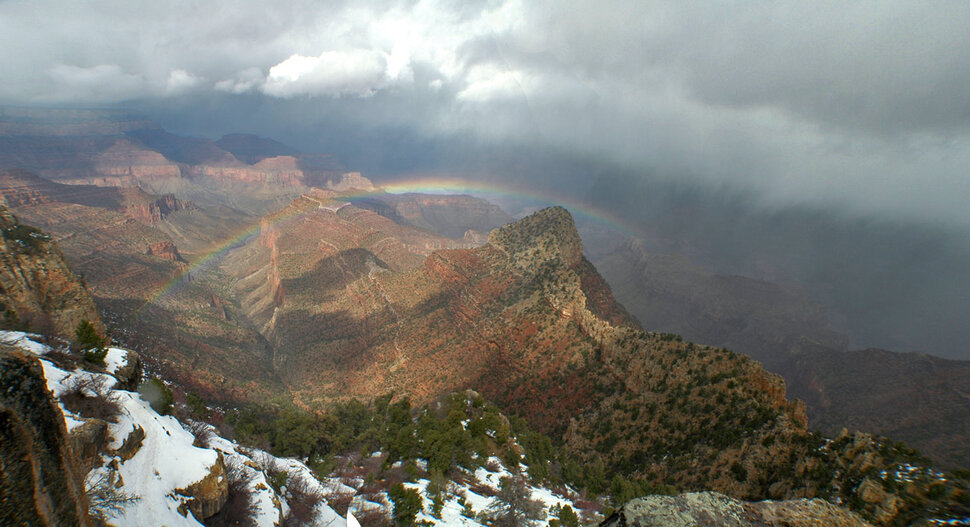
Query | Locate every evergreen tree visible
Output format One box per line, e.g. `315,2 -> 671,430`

74,319 -> 107,365
388,483 -> 422,527
556,504 -> 579,527
487,475 -> 544,527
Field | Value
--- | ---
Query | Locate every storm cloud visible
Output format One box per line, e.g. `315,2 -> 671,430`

2,1 -> 969,227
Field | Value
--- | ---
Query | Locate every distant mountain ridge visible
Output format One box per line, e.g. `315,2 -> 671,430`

0,107 -> 365,215
594,238 -> 970,469
214,133 -> 301,164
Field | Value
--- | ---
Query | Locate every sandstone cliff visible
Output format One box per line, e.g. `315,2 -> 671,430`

0,207 -> 102,338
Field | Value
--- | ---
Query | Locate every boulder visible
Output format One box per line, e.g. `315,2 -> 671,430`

176,452 -> 229,520
113,425 -> 145,461
858,477 -> 887,504
601,492 -> 874,527
68,418 -> 109,475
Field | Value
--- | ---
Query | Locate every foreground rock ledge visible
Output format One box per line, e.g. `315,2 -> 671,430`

601,492 -> 873,527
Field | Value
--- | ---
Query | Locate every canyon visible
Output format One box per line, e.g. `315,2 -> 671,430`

0,109 -> 967,525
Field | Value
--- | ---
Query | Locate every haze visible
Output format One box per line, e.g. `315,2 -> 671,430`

1,0 -> 969,358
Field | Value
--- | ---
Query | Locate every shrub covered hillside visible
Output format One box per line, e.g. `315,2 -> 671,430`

225,390 -> 609,525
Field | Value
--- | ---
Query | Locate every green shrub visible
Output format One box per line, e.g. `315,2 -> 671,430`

267,470 -> 288,494
388,483 -> 422,526
2,223 -> 49,253
1,306 -> 27,331
75,319 -> 108,365
186,393 -> 207,417
83,347 -> 109,366
554,504 -> 579,527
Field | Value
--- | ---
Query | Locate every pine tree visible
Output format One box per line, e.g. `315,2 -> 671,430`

388,483 -> 422,527
75,319 -> 107,365
487,475 -> 545,527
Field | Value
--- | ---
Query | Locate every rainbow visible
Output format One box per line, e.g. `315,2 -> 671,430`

378,175 -> 641,238
141,175 -> 642,310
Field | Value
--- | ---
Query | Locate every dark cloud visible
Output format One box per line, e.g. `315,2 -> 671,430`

2,0 -> 968,223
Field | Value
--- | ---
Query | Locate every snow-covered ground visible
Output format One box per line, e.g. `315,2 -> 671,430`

2,331 -> 593,526
1,331 -> 343,527
402,457 -> 580,527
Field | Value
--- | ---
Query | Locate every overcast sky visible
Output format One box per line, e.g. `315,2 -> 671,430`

2,0 -> 970,228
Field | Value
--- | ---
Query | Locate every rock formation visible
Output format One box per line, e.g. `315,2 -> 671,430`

601,492 -> 874,527
145,240 -> 187,263
0,346 -> 90,526
121,192 -> 192,224
595,238 -> 970,469
0,207 -> 102,338
176,453 -> 229,520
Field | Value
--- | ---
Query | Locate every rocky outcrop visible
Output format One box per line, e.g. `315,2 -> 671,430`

113,425 -> 145,462
0,207 -> 103,338
230,205 -> 812,498
601,492 -> 873,527
221,204 -> 970,523
69,418 -> 110,475
112,349 -> 142,391
122,193 -> 191,223
145,240 -> 186,263
92,138 -> 183,183
0,346 -> 90,526
176,452 -> 229,520
324,171 -> 374,191
488,205 -> 583,269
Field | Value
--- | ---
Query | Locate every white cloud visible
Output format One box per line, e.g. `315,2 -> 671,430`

215,67 -> 266,94
457,64 -> 527,102
263,50 -> 388,97
166,69 -> 201,94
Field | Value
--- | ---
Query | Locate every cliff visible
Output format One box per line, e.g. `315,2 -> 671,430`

121,192 -> 193,224
0,345 -> 90,526
220,205 -> 970,524
0,207 -> 102,338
